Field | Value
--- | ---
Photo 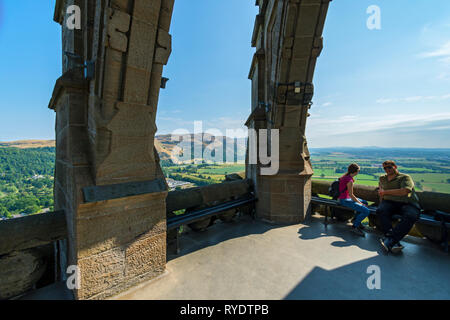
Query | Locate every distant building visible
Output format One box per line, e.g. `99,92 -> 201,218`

166,178 -> 195,191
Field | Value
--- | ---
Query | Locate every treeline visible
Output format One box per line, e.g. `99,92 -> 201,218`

0,147 -> 55,182
334,165 -> 448,175
0,147 -> 55,219
169,173 -> 219,186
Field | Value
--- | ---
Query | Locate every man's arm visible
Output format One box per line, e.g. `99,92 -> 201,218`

380,188 -> 411,197
379,175 -> 414,197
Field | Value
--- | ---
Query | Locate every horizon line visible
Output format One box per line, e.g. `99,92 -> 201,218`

1,138 -> 449,150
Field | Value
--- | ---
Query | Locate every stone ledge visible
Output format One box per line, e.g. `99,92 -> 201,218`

82,178 -> 167,203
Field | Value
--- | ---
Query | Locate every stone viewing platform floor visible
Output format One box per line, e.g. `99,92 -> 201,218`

112,214 -> 450,300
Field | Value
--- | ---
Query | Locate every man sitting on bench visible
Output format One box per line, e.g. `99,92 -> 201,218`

378,160 -> 421,253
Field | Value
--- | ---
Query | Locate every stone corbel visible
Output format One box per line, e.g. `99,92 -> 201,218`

311,37 -> 323,58
106,8 -> 131,52
154,29 -> 172,65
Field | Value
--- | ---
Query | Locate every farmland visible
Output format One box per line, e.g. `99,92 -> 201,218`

162,147 -> 450,194
1,143 -> 449,219
309,148 -> 450,193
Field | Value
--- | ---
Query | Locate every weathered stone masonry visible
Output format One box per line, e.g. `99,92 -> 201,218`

50,0 -> 174,299
246,0 -> 330,223
49,0 -> 330,299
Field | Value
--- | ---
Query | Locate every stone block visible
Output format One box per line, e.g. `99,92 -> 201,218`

111,0 -> 130,11
285,3 -> 298,38
132,0 -> 161,23
102,50 -> 124,100
106,102 -> 156,137
76,247 -> 125,299
154,29 -> 172,65
201,183 -> 231,204
67,93 -> 87,125
287,58 -> 309,82
0,249 -> 47,300
148,63 -> 164,110
282,106 -> 302,127
123,67 -> 151,104
158,7 -> 173,32
269,179 -> 286,194
127,18 -> 157,71
125,233 -> 166,279
295,4 -> 321,36
292,36 -> 314,57
285,179 -> 305,194
69,126 -> 90,166
56,126 -> 69,163
77,193 -> 166,258
107,8 -> 131,52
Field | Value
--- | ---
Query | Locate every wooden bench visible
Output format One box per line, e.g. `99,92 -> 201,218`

167,194 -> 257,254
311,196 -> 450,253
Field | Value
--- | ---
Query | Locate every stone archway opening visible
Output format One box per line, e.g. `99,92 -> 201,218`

50,0 -> 330,299
154,0 -> 257,175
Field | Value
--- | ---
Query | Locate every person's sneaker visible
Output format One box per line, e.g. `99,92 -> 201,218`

390,242 -> 404,254
379,237 -> 394,252
351,226 -> 365,237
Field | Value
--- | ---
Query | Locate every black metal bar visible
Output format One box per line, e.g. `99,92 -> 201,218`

176,227 -> 180,254
312,196 -> 450,228
167,196 -> 257,230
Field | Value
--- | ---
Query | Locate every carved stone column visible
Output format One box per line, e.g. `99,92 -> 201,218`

51,0 -> 174,299
247,0 -> 330,223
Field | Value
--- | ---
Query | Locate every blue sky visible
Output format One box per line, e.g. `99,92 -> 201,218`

0,0 -> 449,148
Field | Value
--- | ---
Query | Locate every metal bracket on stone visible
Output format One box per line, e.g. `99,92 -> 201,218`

64,52 -> 96,80
82,178 -> 168,203
161,77 -> 169,89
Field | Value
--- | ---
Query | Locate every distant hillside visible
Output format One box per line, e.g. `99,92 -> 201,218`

0,140 -> 55,149
0,136 -> 247,162
156,133 -> 246,162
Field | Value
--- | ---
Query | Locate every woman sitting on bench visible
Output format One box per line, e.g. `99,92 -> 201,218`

338,163 -> 370,237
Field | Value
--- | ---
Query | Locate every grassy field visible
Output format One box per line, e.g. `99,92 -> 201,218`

197,164 -> 245,175
161,148 -> 450,194
310,148 -> 450,194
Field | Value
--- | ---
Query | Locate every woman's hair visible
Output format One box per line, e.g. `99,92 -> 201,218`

345,163 -> 360,176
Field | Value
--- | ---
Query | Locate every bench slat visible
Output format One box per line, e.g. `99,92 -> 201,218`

167,196 -> 257,230
311,196 -> 450,228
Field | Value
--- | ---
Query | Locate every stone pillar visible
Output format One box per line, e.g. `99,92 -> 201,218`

51,0 -> 174,299
247,0 -> 330,223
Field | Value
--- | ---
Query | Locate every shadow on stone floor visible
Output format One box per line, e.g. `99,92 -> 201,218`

297,215 -> 445,255
289,216 -> 450,299
297,217 -> 387,253
283,251 -> 450,299
167,214 -> 297,262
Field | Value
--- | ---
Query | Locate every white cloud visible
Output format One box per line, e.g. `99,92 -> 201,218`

404,96 -> 423,102
308,112 -> 450,137
420,41 -> 450,59
419,41 -> 450,68
307,113 -> 450,148
376,98 -> 395,104
376,94 -> 450,104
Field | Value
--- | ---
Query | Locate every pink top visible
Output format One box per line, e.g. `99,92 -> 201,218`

338,175 -> 354,199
